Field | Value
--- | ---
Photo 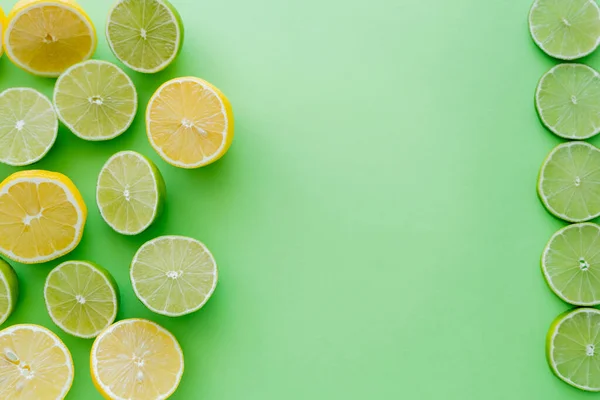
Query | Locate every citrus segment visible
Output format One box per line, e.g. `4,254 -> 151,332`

0,258 -> 18,326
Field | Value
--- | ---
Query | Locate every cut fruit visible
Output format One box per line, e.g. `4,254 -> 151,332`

4,0 -> 96,77
536,64 -> 600,140
547,308 -> 600,391
0,258 -> 18,326
44,261 -> 119,339
529,0 -> 600,60
538,142 -> 600,223
0,170 -> 87,264
0,6 -> 6,57
106,0 -> 183,73
0,88 -> 58,166
146,77 -> 234,169
97,151 -> 165,235
54,60 -> 137,141
542,223 -> 600,305
131,235 -> 217,316
0,324 -> 74,399
91,319 -> 184,400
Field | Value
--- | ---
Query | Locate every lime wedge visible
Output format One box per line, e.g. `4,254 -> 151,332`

44,260 -> 119,339
0,258 -> 18,326
54,60 -> 137,141
529,0 -> 600,60
538,142 -> 600,222
536,64 -> 600,140
0,88 -> 58,166
542,223 -> 600,305
547,308 -> 600,391
106,0 -> 183,73
97,151 -> 165,235
131,236 -> 217,316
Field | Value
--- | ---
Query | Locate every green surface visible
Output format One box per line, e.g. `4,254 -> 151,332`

0,0 -> 591,398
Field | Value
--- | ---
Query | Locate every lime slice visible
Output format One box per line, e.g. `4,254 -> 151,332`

44,260 -> 119,339
0,258 -> 18,326
547,308 -> 600,391
536,64 -> 600,140
54,60 -> 137,141
97,151 -> 165,235
106,0 -> 183,73
0,88 -> 58,166
542,223 -> 600,305
538,141 -> 600,222
131,236 -> 217,316
529,0 -> 600,60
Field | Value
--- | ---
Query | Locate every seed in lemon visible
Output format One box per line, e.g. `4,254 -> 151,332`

4,0 -> 96,77
0,88 -> 58,166
0,324 -> 74,399
0,170 -> 87,264
131,236 -> 217,316
91,319 -> 184,400
146,77 -> 234,168
0,258 -> 18,327
54,60 -> 137,141
44,261 -> 119,339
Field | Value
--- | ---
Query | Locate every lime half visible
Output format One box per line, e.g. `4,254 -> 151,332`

529,0 -> 600,60
542,223 -> 600,305
0,88 -> 58,166
0,258 -> 18,327
106,0 -> 183,73
54,60 -> 137,141
44,260 -> 119,339
97,151 -> 165,235
538,142 -> 600,222
536,64 -> 600,140
131,236 -> 217,316
547,308 -> 600,391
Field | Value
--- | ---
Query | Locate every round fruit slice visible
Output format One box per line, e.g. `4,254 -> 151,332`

131,236 -> 217,316
54,60 -> 137,141
536,64 -> 600,140
0,6 -> 6,57
529,0 -> 600,60
146,77 -> 234,168
4,0 -> 96,77
542,223 -> 600,305
106,0 -> 183,73
44,261 -> 119,339
0,170 -> 87,264
538,141 -> 600,222
0,324 -> 74,399
0,258 -> 18,326
91,319 -> 184,400
547,308 -> 600,391
0,88 -> 58,166
97,151 -> 165,235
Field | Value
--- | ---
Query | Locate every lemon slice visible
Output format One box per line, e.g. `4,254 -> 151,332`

146,77 -> 234,168
0,258 -> 18,327
4,0 -> 97,77
0,88 -> 58,166
0,324 -> 74,399
91,319 -> 184,400
0,6 -> 6,57
0,170 -> 87,264
44,261 -> 119,339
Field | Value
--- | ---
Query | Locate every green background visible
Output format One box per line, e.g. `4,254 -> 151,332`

0,0 -> 593,398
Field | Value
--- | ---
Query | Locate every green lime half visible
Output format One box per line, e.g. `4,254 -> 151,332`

106,0 -> 184,73
54,60 -> 137,141
536,64 -> 600,140
131,236 -> 217,317
542,223 -> 600,305
44,260 -> 119,339
538,141 -> 600,222
529,0 -> 600,60
0,88 -> 58,166
0,258 -> 18,327
547,308 -> 600,391
96,150 -> 165,235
